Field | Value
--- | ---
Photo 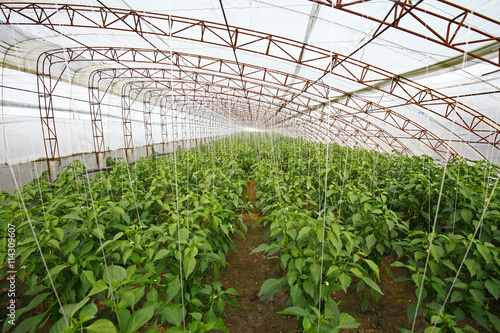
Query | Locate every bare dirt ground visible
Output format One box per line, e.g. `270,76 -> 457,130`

218,179 -> 299,333
332,253 -> 428,333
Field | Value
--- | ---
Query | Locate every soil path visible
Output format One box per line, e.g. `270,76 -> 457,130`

219,179 -> 298,333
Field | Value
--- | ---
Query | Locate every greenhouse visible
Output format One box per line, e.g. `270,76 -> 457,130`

0,0 -> 500,332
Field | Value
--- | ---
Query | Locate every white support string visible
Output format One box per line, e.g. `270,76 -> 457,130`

317,124 -> 331,331
411,152 -> 450,332
168,2 -> 186,329
8,166 -> 70,327
431,174 -> 499,332
2,24 -> 70,328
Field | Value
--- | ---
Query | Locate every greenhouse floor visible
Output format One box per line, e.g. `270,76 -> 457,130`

215,179 -> 420,333
218,179 -> 298,332
214,179 -> 488,333
2,136 -> 498,333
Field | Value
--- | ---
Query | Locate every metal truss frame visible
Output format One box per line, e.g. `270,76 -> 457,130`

51,48 -> 448,158
310,0 -> 500,68
1,2 -> 497,161
98,71 -> 413,156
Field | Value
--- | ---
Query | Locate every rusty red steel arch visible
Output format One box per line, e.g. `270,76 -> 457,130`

81,50 -> 447,156
146,91 -> 228,148
56,48 -> 434,159
146,92 -> 228,152
309,0 -> 500,68
121,81 -> 235,154
3,2 -> 498,156
101,69 -> 414,156
293,120 -> 384,153
119,78 -> 398,154
72,56 -> 418,159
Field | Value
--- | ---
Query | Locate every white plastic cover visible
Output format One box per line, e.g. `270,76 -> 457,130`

1,0 -> 499,164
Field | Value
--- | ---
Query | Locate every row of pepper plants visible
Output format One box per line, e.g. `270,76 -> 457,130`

1,134 -> 500,332
249,135 -> 500,332
0,138 -> 254,332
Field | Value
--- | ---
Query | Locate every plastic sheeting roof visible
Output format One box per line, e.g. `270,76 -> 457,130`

1,0 -> 500,164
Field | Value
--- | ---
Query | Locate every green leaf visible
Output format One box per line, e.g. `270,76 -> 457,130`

46,264 -> 69,280
81,270 -> 96,286
290,283 -> 302,305
295,258 -> 305,273
393,276 -> 411,282
407,303 -> 423,322
476,243 -> 492,263
485,278 -> 500,299
277,306 -> 308,317
366,234 -> 376,250
430,245 -> 444,261
280,253 -> 291,268
49,317 -> 68,333
338,313 -> 359,329
47,239 -> 60,249
363,258 -> 380,279
153,249 -> 170,262
13,313 -> 46,333
103,265 -> 127,285
127,306 -> 155,333
53,227 -> 64,242
113,232 -> 124,240
79,303 -> 98,323
487,312 -> 500,333
184,247 -> 198,278
310,263 -> 321,284
86,319 -> 117,333
339,273 -> 351,293
326,265 -> 339,278
167,276 -> 181,303
161,306 -> 184,326
258,278 -> 286,301
60,297 -> 89,319
391,261 -> 406,268
303,279 -> 315,298
21,292 -> 51,315
19,247 -> 36,266
372,209 -> 383,215
450,290 -> 464,303
225,288 -> 239,296
147,225 -> 164,234
469,289 -> 484,305
461,209 -> 473,223
297,227 -> 311,241
464,259 -> 481,277
349,267 -> 364,279
62,213 -> 84,222
361,276 -> 383,295
303,316 -> 312,331
87,279 -> 109,297
250,243 -> 268,254
121,291 -> 136,308
217,297 -> 225,314
352,213 -> 361,224
117,309 -> 131,332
